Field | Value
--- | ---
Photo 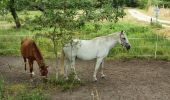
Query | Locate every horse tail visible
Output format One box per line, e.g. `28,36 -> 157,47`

60,49 -> 65,75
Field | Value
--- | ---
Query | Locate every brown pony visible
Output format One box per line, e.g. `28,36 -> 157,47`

21,38 -> 48,78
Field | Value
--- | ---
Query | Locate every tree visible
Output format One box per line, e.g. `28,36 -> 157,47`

8,0 -> 21,28
0,0 -> 21,28
0,0 -> 46,28
30,0 -> 126,79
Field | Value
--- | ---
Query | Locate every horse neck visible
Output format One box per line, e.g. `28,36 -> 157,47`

105,34 -> 119,49
32,42 -> 45,67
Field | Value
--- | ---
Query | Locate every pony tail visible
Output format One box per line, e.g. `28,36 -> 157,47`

60,49 -> 65,75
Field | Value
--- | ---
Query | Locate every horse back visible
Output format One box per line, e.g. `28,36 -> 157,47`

21,38 -> 36,60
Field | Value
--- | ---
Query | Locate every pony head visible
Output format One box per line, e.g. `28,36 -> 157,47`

40,65 -> 48,77
119,30 -> 131,50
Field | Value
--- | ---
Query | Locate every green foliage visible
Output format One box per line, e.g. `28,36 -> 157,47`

123,0 -> 170,8
159,0 -> 170,7
0,78 -> 4,99
0,81 -> 48,100
16,89 -> 46,100
137,0 -> 149,8
48,73 -> 83,91
27,0 -> 126,76
1,20 -> 170,60
78,21 -> 170,60
0,0 -> 8,16
150,21 -> 162,28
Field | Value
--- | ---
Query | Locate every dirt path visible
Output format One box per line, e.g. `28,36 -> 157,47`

1,56 -> 170,100
128,9 -> 170,27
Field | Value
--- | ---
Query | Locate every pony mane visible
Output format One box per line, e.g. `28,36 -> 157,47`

32,41 -> 44,66
93,32 -> 120,41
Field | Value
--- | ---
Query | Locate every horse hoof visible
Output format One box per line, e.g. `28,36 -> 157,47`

75,77 -> 81,81
101,74 -> 106,78
30,79 -> 33,82
32,72 -> 35,76
77,78 -> 81,81
93,80 -> 97,82
65,77 -> 69,80
43,78 -> 48,83
93,78 -> 97,82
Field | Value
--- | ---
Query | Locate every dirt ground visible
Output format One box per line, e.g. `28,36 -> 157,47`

0,56 -> 170,100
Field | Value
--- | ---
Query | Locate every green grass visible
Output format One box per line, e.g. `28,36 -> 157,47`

16,89 -> 46,100
48,73 -> 83,91
0,78 -> 4,99
0,11 -> 170,60
0,21 -> 170,60
0,81 -> 48,100
78,21 -> 170,60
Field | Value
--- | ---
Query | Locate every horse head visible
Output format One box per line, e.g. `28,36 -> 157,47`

40,64 -> 48,77
119,30 -> 131,50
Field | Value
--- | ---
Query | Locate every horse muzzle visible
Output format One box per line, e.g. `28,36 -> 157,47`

126,44 -> 131,50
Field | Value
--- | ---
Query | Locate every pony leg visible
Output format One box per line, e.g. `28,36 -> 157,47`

93,58 -> 103,81
23,57 -> 27,71
28,60 -> 34,78
64,58 -> 69,80
70,58 -> 80,81
101,60 -> 106,78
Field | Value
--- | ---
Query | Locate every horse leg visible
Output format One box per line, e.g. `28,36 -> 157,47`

93,58 -> 103,82
64,58 -> 69,80
101,60 -> 106,78
23,57 -> 27,71
70,57 -> 80,81
28,60 -> 34,78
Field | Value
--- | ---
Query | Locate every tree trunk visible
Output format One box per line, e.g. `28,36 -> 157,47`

29,2 -> 45,12
9,0 -> 21,28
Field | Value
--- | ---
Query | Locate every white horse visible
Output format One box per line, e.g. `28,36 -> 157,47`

61,31 -> 131,81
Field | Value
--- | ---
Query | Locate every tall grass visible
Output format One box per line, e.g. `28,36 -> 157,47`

0,21 -> 170,60
0,82 -> 48,100
16,89 -> 47,100
79,22 -> 170,60
0,78 -> 4,99
48,73 -> 83,91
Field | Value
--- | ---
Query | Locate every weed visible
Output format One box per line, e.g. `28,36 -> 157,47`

48,73 -> 83,91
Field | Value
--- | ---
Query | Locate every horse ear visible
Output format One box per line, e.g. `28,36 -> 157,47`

120,30 -> 124,36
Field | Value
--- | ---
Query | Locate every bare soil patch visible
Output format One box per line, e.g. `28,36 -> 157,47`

0,56 -> 170,100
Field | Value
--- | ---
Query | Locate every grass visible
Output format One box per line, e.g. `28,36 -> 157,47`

77,21 -> 170,60
0,78 -> 4,99
0,10 -> 170,99
48,73 -> 83,91
1,10 -> 170,60
0,20 -> 170,60
16,89 -> 46,100
0,81 -> 48,100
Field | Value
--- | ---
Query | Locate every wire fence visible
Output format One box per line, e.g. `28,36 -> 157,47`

0,33 -> 169,59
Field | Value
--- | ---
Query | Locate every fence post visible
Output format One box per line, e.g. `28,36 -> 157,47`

155,33 -> 158,59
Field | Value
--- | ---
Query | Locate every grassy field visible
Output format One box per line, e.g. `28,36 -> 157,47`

0,20 -> 170,60
1,10 -> 170,99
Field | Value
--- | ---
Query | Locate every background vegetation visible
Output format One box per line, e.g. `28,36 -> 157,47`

0,0 -> 170,99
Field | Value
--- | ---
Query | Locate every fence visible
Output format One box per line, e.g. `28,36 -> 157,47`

0,33 -> 169,59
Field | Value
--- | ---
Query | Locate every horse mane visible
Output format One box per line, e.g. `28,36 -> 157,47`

93,32 -> 120,41
32,41 -> 45,66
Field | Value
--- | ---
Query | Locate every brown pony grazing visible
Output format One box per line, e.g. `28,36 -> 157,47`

21,38 -> 48,78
